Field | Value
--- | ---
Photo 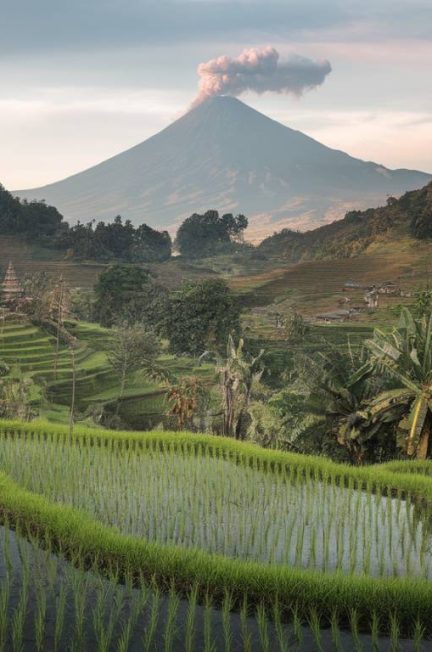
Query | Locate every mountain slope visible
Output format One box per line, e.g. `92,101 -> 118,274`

14,96 -> 432,237
259,181 -> 432,261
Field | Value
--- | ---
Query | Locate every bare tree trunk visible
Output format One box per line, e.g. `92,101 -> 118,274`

417,416 -> 431,460
116,362 -> 127,416
54,277 -> 64,381
69,345 -> 76,438
222,371 -> 235,437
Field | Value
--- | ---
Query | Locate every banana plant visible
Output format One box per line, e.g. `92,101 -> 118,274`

364,308 -> 432,459
299,345 -> 391,463
218,335 -> 265,439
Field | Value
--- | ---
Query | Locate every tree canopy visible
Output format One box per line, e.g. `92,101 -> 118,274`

57,216 -> 172,262
175,210 -> 248,258
94,264 -> 165,328
160,279 -> 241,356
0,184 -> 63,240
0,183 -> 172,262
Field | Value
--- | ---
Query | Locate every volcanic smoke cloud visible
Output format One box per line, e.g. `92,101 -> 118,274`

194,46 -> 332,105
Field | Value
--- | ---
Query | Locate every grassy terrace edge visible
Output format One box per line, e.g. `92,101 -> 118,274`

1,419 -> 432,634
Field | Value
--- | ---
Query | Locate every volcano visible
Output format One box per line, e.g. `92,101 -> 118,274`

14,96 -> 432,239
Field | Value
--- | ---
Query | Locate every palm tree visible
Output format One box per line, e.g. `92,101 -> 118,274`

364,308 -> 432,459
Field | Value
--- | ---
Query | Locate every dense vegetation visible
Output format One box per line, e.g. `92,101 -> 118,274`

57,215 -> 172,262
159,279 -> 242,356
260,181 -> 432,261
2,179 -> 432,648
0,184 -> 171,263
93,264 -> 164,328
175,210 -> 248,258
0,184 -> 63,240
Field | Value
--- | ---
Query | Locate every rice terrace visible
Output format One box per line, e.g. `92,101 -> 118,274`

1,421 -> 432,650
2,1 -> 432,649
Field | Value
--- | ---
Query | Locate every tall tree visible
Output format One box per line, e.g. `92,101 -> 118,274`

48,276 -> 71,380
94,264 -> 161,328
175,210 -> 248,258
107,325 -> 162,414
161,279 -> 241,356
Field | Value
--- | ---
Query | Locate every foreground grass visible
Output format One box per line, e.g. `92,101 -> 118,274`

0,420 -> 432,636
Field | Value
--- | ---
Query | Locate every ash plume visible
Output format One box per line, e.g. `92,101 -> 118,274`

193,46 -> 331,106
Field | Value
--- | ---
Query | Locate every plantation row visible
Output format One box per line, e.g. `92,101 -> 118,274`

1,431 -> 431,577
0,523 -> 423,651
1,420 -> 432,641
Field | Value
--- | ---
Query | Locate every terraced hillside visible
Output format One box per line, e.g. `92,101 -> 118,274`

0,422 -> 431,648
0,315 -> 215,427
0,235 -> 105,288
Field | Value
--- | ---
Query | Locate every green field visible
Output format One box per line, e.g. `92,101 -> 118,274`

0,315 -> 215,429
0,421 -> 431,649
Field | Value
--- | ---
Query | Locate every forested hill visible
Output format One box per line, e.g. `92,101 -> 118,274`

259,181 -> 432,261
0,183 -> 171,263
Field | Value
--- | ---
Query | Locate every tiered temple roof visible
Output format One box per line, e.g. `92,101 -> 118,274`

2,262 -> 23,302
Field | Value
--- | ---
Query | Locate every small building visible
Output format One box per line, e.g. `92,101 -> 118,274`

2,262 -> 23,304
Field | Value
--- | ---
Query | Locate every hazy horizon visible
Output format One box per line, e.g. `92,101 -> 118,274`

1,0 -> 431,190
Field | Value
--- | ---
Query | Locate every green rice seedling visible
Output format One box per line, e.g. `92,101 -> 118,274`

330,609 -> 342,652
54,583 -> 67,652
117,579 -> 150,652
0,579 -> 10,652
256,602 -> 270,652
11,588 -> 27,652
34,586 -> 46,652
221,588 -> 233,652
92,581 -> 113,652
371,612 -> 380,652
142,582 -> 161,652
203,592 -> 216,652
349,608 -> 363,652
291,604 -> 303,647
240,595 -> 252,652
2,525 -> 12,579
185,584 -> 198,652
308,607 -> 323,652
164,583 -> 180,652
71,574 -> 88,648
390,613 -> 400,652
271,597 -> 288,652
413,618 -> 425,652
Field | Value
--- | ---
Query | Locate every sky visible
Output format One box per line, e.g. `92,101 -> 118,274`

1,0 -> 431,190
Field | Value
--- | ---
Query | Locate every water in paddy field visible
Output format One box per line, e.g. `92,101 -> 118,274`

1,435 -> 432,579
0,526 -> 425,651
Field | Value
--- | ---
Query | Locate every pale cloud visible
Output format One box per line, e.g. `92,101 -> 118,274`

1,1 -> 431,189
282,109 -> 432,172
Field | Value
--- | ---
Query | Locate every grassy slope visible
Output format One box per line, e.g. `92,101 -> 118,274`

0,316 -> 215,427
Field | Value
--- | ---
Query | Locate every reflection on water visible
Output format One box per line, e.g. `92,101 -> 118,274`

0,525 -> 426,651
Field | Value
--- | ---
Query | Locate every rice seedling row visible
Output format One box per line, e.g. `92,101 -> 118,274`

0,430 -> 431,579
0,522 -> 426,651
1,421 -> 432,635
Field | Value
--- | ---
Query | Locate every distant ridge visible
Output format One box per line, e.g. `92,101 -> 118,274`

15,96 -> 432,239
259,181 -> 432,261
